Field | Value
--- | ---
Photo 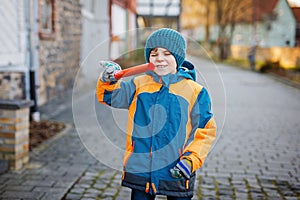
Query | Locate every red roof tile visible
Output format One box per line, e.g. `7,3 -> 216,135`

255,0 -> 279,21
236,0 -> 279,23
292,7 -> 300,23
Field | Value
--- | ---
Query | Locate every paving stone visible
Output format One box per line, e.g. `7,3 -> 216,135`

103,187 -> 118,197
250,192 -> 267,199
235,192 -> 249,199
83,190 -> 100,198
93,183 -> 107,190
201,189 -> 216,196
285,197 -> 299,200
201,195 -> 217,200
64,193 -> 82,200
32,186 -> 66,195
22,180 -> 55,187
96,178 -> 111,185
117,188 -> 131,199
69,187 -> 86,194
41,192 -> 67,200
81,193 -> 97,199
234,187 -> 249,194
52,180 -> 76,188
264,189 -> 282,198
102,197 -> 114,200
4,185 -> 34,192
219,191 -> 234,198
3,179 -> 24,185
281,189 -> 297,197
0,191 -> 44,199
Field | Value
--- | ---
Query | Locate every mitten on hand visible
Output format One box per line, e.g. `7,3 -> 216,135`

170,159 -> 192,179
99,61 -> 121,82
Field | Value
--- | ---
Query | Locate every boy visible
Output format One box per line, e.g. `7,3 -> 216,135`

96,28 -> 216,199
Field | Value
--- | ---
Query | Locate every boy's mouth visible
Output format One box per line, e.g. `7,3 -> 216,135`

156,65 -> 168,69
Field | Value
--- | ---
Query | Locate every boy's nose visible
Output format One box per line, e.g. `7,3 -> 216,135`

156,54 -> 164,61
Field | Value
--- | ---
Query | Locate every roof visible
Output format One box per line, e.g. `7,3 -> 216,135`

236,0 -> 279,23
292,7 -> 300,23
255,0 -> 279,21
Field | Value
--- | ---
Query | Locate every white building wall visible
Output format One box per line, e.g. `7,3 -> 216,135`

0,0 -> 27,70
232,0 -> 296,47
80,0 -> 110,83
111,4 -> 137,60
110,4 -> 127,60
80,0 -> 110,62
268,0 -> 296,47
232,24 -> 254,46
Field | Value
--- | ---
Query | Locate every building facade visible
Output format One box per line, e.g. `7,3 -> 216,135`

0,0 -> 82,109
194,0 -> 297,47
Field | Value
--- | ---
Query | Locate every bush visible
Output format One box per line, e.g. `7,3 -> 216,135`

259,61 -> 281,73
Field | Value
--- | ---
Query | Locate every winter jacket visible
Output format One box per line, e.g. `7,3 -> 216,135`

96,61 -> 216,197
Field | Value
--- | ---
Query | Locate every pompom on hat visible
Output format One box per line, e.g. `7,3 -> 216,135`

144,28 -> 186,68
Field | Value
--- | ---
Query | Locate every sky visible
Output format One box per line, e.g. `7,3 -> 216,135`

288,0 -> 300,6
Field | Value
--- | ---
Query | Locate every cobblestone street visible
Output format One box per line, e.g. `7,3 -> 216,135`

0,58 -> 299,199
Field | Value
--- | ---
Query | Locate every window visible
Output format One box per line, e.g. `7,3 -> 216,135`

39,0 -> 56,39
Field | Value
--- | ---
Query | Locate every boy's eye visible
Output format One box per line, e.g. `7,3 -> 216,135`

150,53 -> 157,56
149,51 -> 172,57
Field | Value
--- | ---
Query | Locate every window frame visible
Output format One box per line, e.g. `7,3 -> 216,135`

38,0 -> 56,40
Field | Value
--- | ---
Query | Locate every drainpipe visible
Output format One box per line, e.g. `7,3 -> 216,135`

109,0 -> 112,59
25,0 -> 40,121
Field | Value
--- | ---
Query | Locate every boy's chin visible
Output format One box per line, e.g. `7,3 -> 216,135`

155,72 -> 168,76
154,70 -> 175,76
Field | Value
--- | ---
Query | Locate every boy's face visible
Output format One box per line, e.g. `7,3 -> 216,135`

149,48 -> 177,76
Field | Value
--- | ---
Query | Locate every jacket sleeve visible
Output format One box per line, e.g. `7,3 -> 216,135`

182,87 -> 217,173
96,78 -> 136,109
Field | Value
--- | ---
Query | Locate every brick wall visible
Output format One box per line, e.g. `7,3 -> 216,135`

0,100 -> 33,170
38,0 -> 82,105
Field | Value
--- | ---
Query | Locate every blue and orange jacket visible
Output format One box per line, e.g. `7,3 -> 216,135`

96,61 -> 216,197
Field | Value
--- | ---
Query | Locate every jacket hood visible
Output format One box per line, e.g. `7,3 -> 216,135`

178,60 -> 196,81
145,60 -> 196,86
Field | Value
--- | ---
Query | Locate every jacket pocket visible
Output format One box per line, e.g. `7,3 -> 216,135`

158,172 -> 196,192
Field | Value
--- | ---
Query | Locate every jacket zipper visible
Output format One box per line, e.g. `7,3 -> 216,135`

148,81 -> 163,194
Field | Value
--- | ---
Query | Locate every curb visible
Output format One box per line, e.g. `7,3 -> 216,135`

266,72 -> 300,90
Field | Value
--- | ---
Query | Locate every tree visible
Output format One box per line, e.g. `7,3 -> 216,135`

214,0 -> 252,60
182,0 -> 252,59
181,0 -> 205,30
181,0 -> 215,40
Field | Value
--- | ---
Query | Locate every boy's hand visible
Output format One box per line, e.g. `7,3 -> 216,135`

99,61 -> 121,82
170,159 -> 192,179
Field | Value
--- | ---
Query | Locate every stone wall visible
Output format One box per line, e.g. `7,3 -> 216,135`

38,0 -> 82,105
0,72 -> 25,100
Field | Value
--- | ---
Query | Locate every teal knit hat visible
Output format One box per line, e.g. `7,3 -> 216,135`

144,28 -> 186,68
